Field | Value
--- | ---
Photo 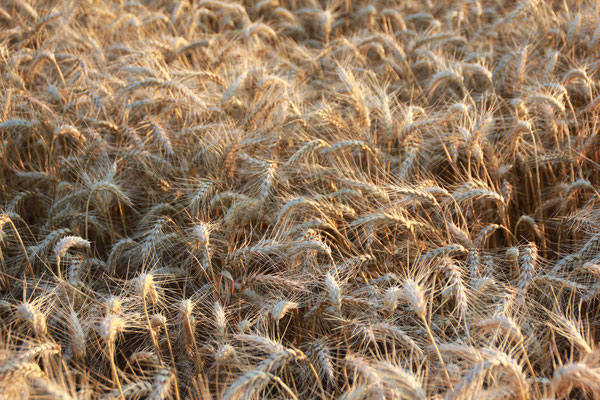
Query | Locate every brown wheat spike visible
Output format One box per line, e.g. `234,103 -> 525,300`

0,360 -> 45,382
552,361 -> 600,398
16,302 -> 48,338
517,242 -> 537,294
375,360 -> 426,400
54,235 -> 90,278
402,279 -> 426,319
306,339 -> 335,384
67,310 -> 86,360
476,316 -> 523,343
439,258 -> 469,320
102,381 -> 152,400
149,368 -> 174,400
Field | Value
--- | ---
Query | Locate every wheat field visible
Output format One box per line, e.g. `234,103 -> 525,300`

1,0 -> 600,398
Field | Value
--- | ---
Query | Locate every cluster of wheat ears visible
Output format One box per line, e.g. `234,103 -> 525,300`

1,0 -> 600,398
